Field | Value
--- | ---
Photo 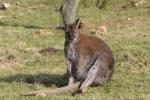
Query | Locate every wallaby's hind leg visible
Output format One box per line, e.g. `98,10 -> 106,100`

93,69 -> 113,86
74,57 -> 113,95
74,57 -> 100,94
93,59 -> 114,86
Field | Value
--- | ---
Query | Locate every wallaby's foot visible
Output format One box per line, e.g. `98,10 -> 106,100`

72,87 -> 87,96
72,89 -> 83,96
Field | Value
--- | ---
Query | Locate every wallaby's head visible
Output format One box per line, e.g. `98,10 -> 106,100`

64,19 -> 80,41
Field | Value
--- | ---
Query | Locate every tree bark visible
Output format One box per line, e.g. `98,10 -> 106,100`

60,0 -> 80,24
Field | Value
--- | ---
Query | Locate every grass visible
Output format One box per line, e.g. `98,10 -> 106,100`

0,0 -> 150,100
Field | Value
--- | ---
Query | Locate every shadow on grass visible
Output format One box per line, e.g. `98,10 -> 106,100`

0,21 -> 64,30
0,73 -> 68,87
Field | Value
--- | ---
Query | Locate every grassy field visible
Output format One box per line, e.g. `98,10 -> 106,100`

0,0 -> 150,100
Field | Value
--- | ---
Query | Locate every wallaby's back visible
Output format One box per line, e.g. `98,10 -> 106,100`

69,32 -> 114,83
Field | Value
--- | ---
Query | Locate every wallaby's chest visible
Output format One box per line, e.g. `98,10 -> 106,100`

65,42 -> 78,61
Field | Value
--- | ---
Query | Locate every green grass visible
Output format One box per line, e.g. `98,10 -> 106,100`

0,0 -> 150,100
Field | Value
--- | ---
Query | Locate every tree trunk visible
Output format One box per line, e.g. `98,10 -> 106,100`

60,0 -> 80,24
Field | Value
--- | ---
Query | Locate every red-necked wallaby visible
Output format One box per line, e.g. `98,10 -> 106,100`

21,19 -> 114,96
64,19 -> 114,95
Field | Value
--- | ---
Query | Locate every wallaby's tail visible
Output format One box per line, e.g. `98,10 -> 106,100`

20,82 -> 80,96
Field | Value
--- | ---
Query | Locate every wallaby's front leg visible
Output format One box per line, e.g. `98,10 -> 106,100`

67,62 -> 76,85
68,77 -> 75,85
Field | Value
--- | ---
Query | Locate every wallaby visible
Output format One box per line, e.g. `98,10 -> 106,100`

64,19 -> 114,95
21,19 -> 114,96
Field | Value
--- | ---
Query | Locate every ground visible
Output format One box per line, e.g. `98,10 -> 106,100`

0,0 -> 150,100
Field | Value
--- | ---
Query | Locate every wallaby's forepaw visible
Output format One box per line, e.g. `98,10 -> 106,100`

68,82 -> 74,86
68,77 -> 75,85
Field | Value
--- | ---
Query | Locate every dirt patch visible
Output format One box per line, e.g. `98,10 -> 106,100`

33,30 -> 54,37
79,20 -> 110,38
39,48 -> 60,54
32,29 -> 63,37
0,54 -> 23,68
79,20 -> 96,34
0,47 -> 18,55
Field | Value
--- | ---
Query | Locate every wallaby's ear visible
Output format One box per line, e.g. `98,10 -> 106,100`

74,18 -> 80,29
